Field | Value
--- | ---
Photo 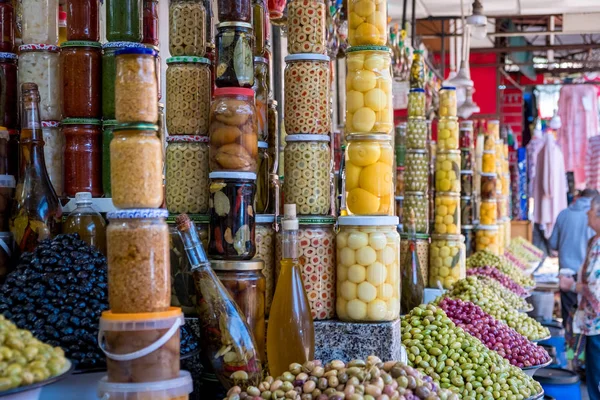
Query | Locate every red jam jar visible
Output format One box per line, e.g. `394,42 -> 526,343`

61,41 -> 102,118
0,0 -> 14,52
0,52 -> 17,129
66,0 -> 100,41
62,118 -> 103,197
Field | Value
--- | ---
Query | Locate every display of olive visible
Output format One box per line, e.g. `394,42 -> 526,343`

467,266 -> 528,297
467,250 -> 535,287
449,273 -> 529,311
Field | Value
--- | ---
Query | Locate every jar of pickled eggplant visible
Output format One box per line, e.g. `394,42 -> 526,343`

346,46 -> 393,135
437,117 -> 459,150
410,50 -> 425,89
406,117 -> 427,149
208,172 -> 256,260
395,167 -> 404,197
400,233 -> 429,285
336,216 -> 400,322
209,88 -> 257,172
18,44 -> 61,121
460,147 -> 473,170
0,53 -> 17,129
405,149 -> 428,192
284,53 -> 331,135
433,192 -> 460,235
166,56 -> 211,135
403,191 -> 429,234
345,134 -> 394,216
215,22 -> 254,88
102,120 -> 117,197
21,0 -> 59,45
212,260 -> 266,361
475,224 -> 500,254
347,0 -> 386,46
169,0 -> 206,57
60,41 -> 102,118
102,42 -> 145,119
62,118 -> 103,198
253,57 -> 269,142
461,171 -> 473,196
435,150 -> 460,193
429,234 -> 465,289
284,134 -> 331,215
408,89 -> 426,118
461,196 -> 473,226
106,0 -> 142,42
459,120 -> 474,148
287,0 -> 326,54
254,214 -> 275,317
41,121 -> 64,197
439,86 -> 457,117
115,47 -> 158,123
480,198 -> 497,225
462,225 -> 475,257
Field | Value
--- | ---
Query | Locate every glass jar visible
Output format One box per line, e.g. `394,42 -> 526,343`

102,42 -> 145,119
400,233 -> 429,285
487,120 -> 500,141
41,121 -> 64,197
142,0 -> 159,46
165,56 -> 211,135
18,44 -> 61,121
435,150 -> 460,193
0,53 -> 18,129
268,99 -> 278,151
406,117 -> 427,149
284,53 -> 331,135
395,167 -> 404,197
347,0 -> 386,46
209,88 -> 257,172
502,173 -> 510,197
404,191 -> 429,234
256,141 -> 272,214
433,192 -> 460,235
21,0 -> 58,45
165,135 -> 210,214
336,216 -> 400,322
110,123 -> 163,209
106,208 -> 170,313
115,47 -> 158,123
439,86 -> 457,117
62,118 -> 102,197
213,260 -> 266,361
461,171 -> 472,196
462,225 -> 475,257
169,0 -> 205,56
480,198 -> 497,225
252,0 -> 267,56
0,231 -> 13,280
408,89 -> 426,118
60,41 -> 102,118
7,130 -> 18,180
460,147 -> 472,170
459,120 -> 473,149
405,149 -> 428,192
268,0 -> 285,20
0,127 -> 8,175
255,214 -> 275,317
461,196 -> 473,226
482,150 -> 496,173
396,196 -> 403,223
253,57 -> 269,142
409,50 -> 425,89
498,220 -> 505,255
0,1 -> 14,52
475,224 -> 500,254
437,117 -> 459,150
346,46 -> 393,135
218,0 -> 250,22
429,234 -> 465,289
284,134 -> 331,215
102,120 -> 117,197
106,0 -> 142,42
215,22 -> 254,88
497,195 -> 508,220
287,0 -> 326,54
66,0 -> 99,41
480,173 -> 496,200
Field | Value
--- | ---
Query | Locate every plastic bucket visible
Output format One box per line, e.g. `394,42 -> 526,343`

99,307 -> 184,383
526,291 -> 554,322
539,320 -> 567,369
98,371 -> 193,400
533,368 -> 581,399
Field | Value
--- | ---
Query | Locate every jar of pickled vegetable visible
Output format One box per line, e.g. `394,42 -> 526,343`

208,172 -> 256,260
166,56 -> 211,135
60,41 -> 102,118
285,53 -> 331,135
475,224 -> 499,254
482,150 -> 496,173
435,150 -> 460,193
461,195 -> 474,226
480,173 -> 496,200
111,123 -> 163,209
102,42 -> 144,119
253,57 -> 269,142
215,22 -> 254,88
429,234 -> 465,289
102,120 -> 117,197
21,0 -> 58,45
209,88 -> 257,172
400,233 -> 429,285
287,0 -> 326,54
480,198 -> 497,225
213,260 -> 266,361
66,0 -> 99,41
106,0 -> 142,42
0,1 -> 14,52
346,46 -> 393,135
142,0 -> 159,46
395,124 -> 406,166
437,117 -> 459,150
218,0 -> 251,22
434,192 -> 460,234
403,191 -> 429,234
169,0 -> 206,56
284,134 -> 331,215
395,167 -> 404,197
347,0 -> 386,45
405,149 -> 429,192
41,121 -> 64,197
487,120 -> 500,141
115,47 -> 158,123
395,196 -> 403,223
405,118 -> 426,150
461,171 -> 473,196
107,208 -> 170,313
0,53 -> 17,128
502,173 -> 510,196
460,147 -> 473,170
439,86 -> 457,117
408,89 -> 426,118
256,141 -> 272,214
497,195 -> 508,220
268,99 -> 278,151
255,214 -> 275,316
18,44 -> 61,121
462,225 -> 475,257
336,216 -> 400,322
62,118 -> 102,198
459,120 -> 473,148
409,50 -> 424,89
503,218 -> 511,249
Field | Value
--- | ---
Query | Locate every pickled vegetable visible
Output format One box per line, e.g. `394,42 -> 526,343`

406,117 -> 427,149
475,225 -> 500,254
482,150 -> 496,173
407,89 -> 426,118
405,150 -> 428,192
480,199 -> 497,225
429,234 -> 465,289
433,193 -> 460,234
435,150 -> 460,192
403,191 -> 428,233
439,86 -> 457,117
347,0 -> 387,46
437,117 -> 459,150
461,196 -> 473,226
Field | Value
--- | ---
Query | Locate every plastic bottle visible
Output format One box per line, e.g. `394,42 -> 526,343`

63,192 -> 107,254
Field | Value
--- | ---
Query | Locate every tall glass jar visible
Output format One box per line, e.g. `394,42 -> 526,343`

142,0 -> 159,46
256,141 -> 272,214
106,0 -> 142,42
255,214 -> 275,317
433,192 -> 460,235
429,234 -> 466,289
287,0 -> 326,54
21,0 -> 58,45
336,216 -> 400,322
166,56 -> 211,135
253,57 -> 269,142
102,42 -> 145,119
209,88 -> 257,172
410,50 -> 425,89
284,134 -> 331,215
102,120 -> 117,197
115,47 -> 158,123
18,44 -> 61,121
0,1 -> 14,52
60,41 -> 102,118
403,191 -> 428,233
284,53 -> 331,135
252,0 -> 267,57
62,118 -> 102,197
347,0 -> 386,46
268,0 -> 285,21
400,233 -> 429,285
215,22 -> 254,88
41,121 -> 64,197
165,135 -> 210,214
66,0 -> 99,41
404,149 -> 428,192
169,0 -> 206,57
217,0 -> 250,22
0,53 -> 18,129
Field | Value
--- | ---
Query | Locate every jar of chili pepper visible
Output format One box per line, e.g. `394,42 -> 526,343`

62,118 -> 103,198
60,41 -> 102,118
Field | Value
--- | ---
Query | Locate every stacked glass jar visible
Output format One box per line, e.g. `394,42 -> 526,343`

394,122 -> 406,224
459,120 -> 475,257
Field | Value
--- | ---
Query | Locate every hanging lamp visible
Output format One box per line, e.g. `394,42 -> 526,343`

458,86 -> 480,118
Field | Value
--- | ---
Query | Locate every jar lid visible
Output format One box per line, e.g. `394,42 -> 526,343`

167,213 -> 210,224
166,56 -> 210,64
258,141 -> 268,149
460,120 -> 474,127
347,45 -> 390,53
268,99 -> 278,106
439,116 -> 458,122
61,40 -> 101,48
409,88 -> 425,93
461,196 -> 472,200
437,192 -> 461,198
0,174 -> 15,188
437,149 -> 460,155
100,307 -> 183,325
166,135 -> 209,143
113,122 -> 159,132
115,47 -> 157,57
0,52 -> 17,60
217,21 -> 253,29
480,172 -> 497,178
400,233 -> 429,240
395,196 -> 404,200
254,56 -> 268,64
211,259 -> 264,271
406,149 -> 428,155
256,214 -> 275,224
103,119 -> 119,127
298,215 -> 336,225
41,121 -> 60,128
103,41 -> 145,49
61,118 -> 102,126
404,191 -> 426,196
346,133 -> 391,142
460,170 -> 473,175
286,134 -> 330,142
462,225 -> 474,230
441,86 -> 456,91
337,216 -> 399,226
214,87 -> 255,98
481,198 -> 497,203
107,209 -> 169,220
476,224 -> 499,231
431,233 -> 464,241
19,44 -> 59,52
285,53 -> 330,62
209,171 -> 257,180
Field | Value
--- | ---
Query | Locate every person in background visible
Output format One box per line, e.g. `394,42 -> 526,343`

560,194 -> 600,400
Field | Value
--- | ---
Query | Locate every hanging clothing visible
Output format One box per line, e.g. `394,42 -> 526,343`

557,85 -> 599,189
526,129 -> 544,197
586,135 -> 600,191
533,134 -> 568,239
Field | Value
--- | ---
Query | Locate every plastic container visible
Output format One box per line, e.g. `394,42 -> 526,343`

405,149 -> 428,192
0,53 -> 17,128
66,0 -> 99,41
255,214 -> 275,317
475,224 -> 500,254
21,0 -> 58,45
253,57 -> 269,142
429,234 -> 465,289
434,192 -> 460,234
0,2 -> 14,52
437,117 -> 459,150
435,150 -> 460,193
99,308 -> 183,382
336,216 -> 400,322
169,0 -> 206,57
0,174 -> 15,231
287,0 -> 326,54
439,86 -> 457,117
41,121 -> 64,197
480,198 -> 497,225
480,172 -> 497,200
60,41 -> 102,118
533,368 -> 581,400
62,118 -> 103,198
400,233 -> 429,285
407,89 -> 426,118
215,22 -> 254,88
62,192 -> 106,253
403,191 -> 429,234
106,0 -> 142,42
406,117 -> 427,149
102,42 -> 145,119
115,47 -> 158,123
347,0 -> 386,46
98,371 -> 193,400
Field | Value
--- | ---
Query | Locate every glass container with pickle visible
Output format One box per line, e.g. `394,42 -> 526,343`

0,53 -> 18,129
409,49 -> 425,89
435,150 -> 461,193
254,214 -> 275,317
407,89 -> 426,118
433,192 -> 460,235
253,57 -> 269,142
115,47 -> 158,123
406,117 -> 427,149
439,86 -> 457,117
169,0 -> 206,57
256,141 -> 272,214
405,149 -> 429,193
347,0 -> 386,46
287,0 -> 326,54
215,22 -> 254,88
401,210 -> 425,314
429,234 -> 465,289
403,191 -> 428,234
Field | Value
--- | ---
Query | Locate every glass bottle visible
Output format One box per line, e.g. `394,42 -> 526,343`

58,9 -> 67,45
176,214 -> 262,391
10,83 -> 62,253
266,204 -> 315,377
63,192 -> 106,254
400,210 -> 424,314
410,49 -> 425,89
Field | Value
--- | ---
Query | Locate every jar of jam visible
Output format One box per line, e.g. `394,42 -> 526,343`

256,141 -> 272,214
61,118 -> 103,198
215,22 -> 254,88
21,0 -> 58,45
41,121 -> 65,197
102,120 -> 117,197
115,47 -> 158,123
0,1 -> 14,52
0,53 -> 17,128
169,0 -> 206,57
142,0 -> 159,46
66,0 -> 100,41
60,41 -> 102,118
18,44 -> 61,121
102,42 -> 145,119
208,171 -> 256,260
106,0 -> 142,42
218,0 -> 250,22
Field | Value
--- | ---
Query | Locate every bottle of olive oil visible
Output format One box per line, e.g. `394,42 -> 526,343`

267,204 -> 314,377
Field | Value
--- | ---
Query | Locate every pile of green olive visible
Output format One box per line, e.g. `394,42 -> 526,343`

466,251 -> 535,287
453,275 -> 529,311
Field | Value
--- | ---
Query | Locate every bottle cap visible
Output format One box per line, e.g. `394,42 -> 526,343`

282,204 -> 299,231
75,192 -> 92,203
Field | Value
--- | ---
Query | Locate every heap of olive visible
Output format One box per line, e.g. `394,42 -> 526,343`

455,275 -> 529,311
224,356 -> 458,400
402,304 -> 543,399
466,251 -> 535,287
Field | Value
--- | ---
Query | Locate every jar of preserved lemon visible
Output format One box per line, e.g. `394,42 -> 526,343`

480,198 -> 497,225
429,234 -> 465,289
435,150 -> 461,193
475,224 -> 500,254
433,192 -> 460,235
347,0 -> 386,46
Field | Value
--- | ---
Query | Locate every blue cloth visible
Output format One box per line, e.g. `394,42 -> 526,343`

548,197 -> 595,273
587,334 -> 600,400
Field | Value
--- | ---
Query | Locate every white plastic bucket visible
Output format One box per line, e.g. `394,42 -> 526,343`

97,371 -> 193,400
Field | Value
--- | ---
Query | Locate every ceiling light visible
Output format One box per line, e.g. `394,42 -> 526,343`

458,87 -> 480,119
446,62 -> 473,88
466,0 -> 487,39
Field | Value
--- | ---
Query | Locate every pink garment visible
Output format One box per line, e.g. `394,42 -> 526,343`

557,85 -> 599,189
526,130 -> 544,197
533,134 -> 568,239
586,135 -> 600,191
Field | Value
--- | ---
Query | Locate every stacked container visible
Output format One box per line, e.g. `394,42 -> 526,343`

394,122 -> 406,224
459,120 -> 475,257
